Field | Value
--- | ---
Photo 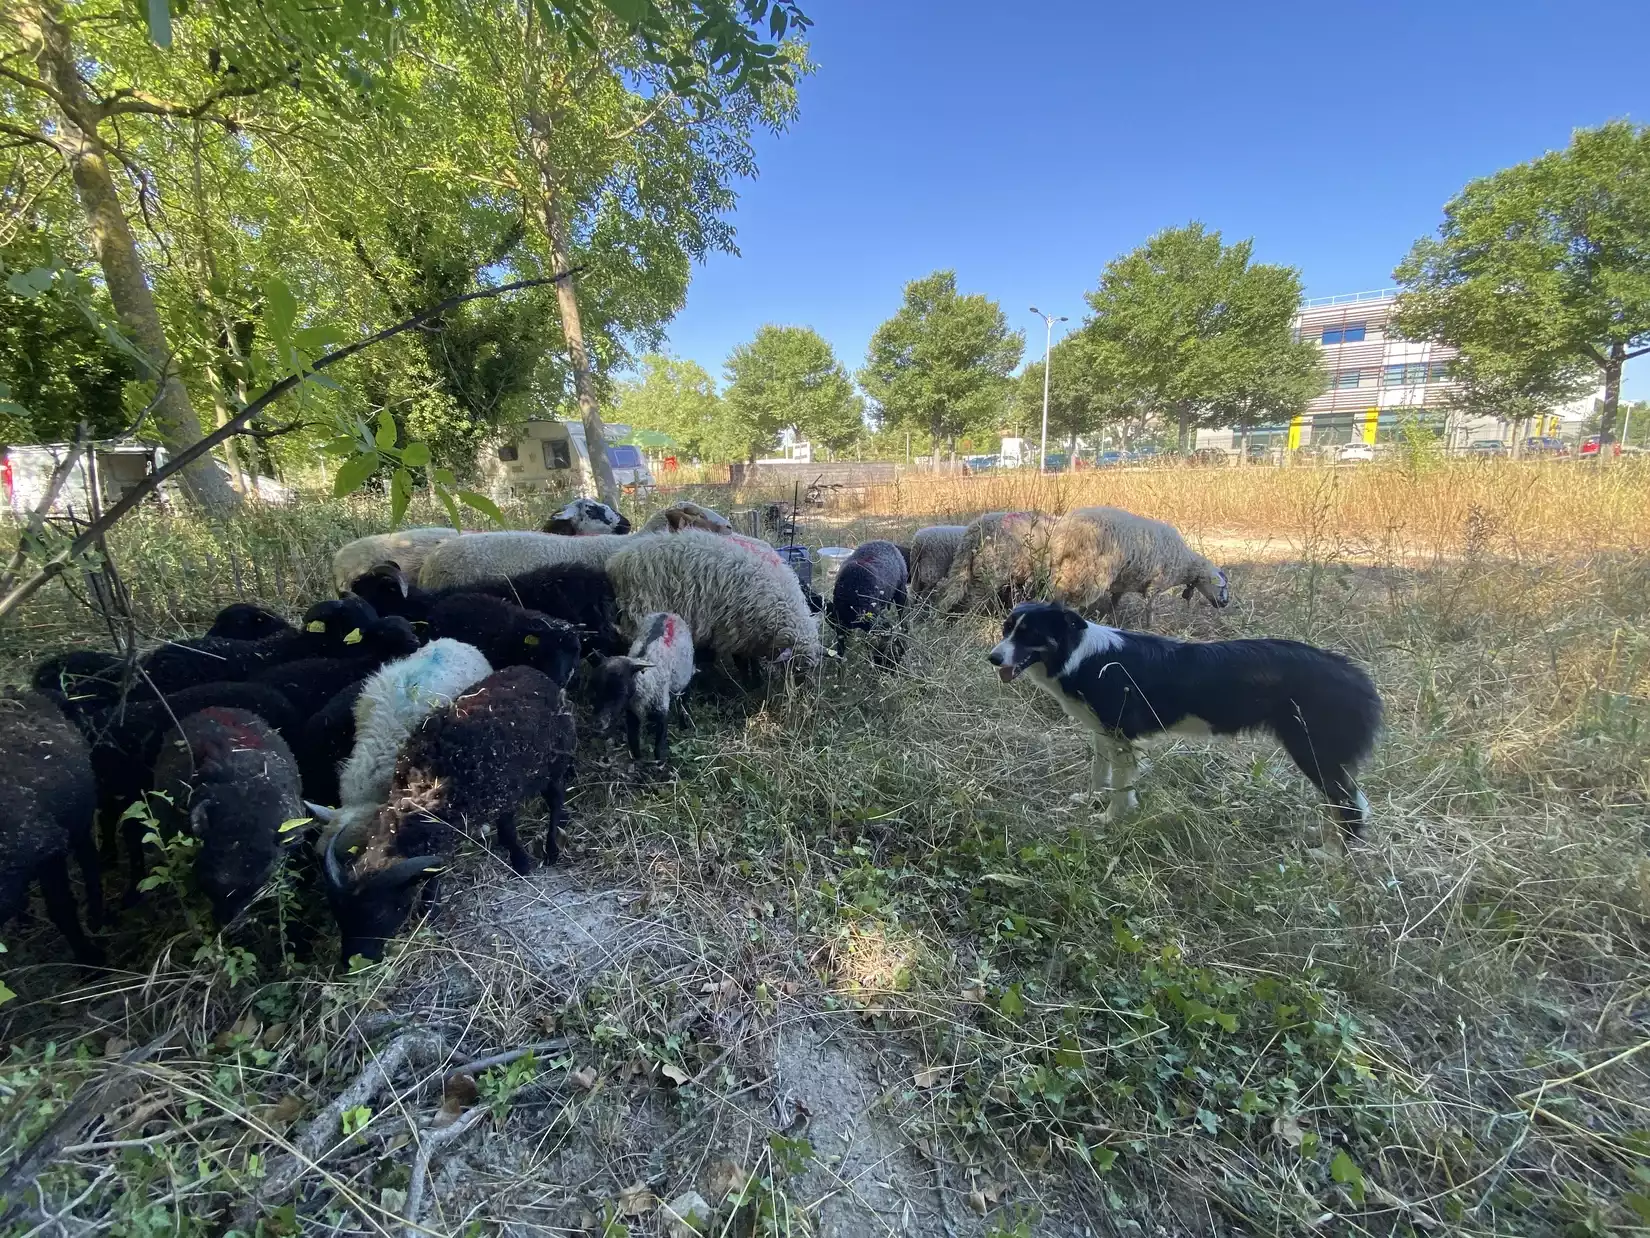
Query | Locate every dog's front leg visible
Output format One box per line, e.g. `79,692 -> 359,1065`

1089,734 -> 1112,797
1101,739 -> 1140,824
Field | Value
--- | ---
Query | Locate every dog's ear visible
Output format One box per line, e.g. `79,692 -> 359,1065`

1063,607 -> 1088,642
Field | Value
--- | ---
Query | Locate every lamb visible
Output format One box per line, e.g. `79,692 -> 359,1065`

933,511 -> 1058,614
0,693 -> 102,964
1048,506 -> 1229,623
331,527 -> 460,592
605,530 -> 822,668
638,501 -> 733,535
542,497 -> 632,535
151,708 -> 305,926
330,639 -> 494,821
826,541 -> 910,665
418,531 -> 630,590
206,603 -> 293,641
907,525 -> 968,597
423,593 -> 581,688
320,665 -> 576,962
244,615 -> 420,718
139,596 -> 380,693
588,612 -> 695,762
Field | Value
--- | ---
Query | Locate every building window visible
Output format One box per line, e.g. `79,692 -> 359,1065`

1310,413 -> 1356,446
497,444 -> 518,462
1322,322 -> 1367,345
1333,369 -> 1362,389
1375,410 -> 1446,443
543,439 -> 572,470
1383,362 -> 1435,386
1428,360 -> 1452,381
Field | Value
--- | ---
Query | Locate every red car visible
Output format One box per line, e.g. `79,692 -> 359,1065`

1579,436 -> 1622,458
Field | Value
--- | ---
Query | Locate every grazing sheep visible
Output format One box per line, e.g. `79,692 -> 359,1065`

0,693 -> 102,964
151,708 -> 305,925
140,596 -> 380,693
33,649 -> 142,716
294,681 -> 366,807
245,615 -> 420,717
933,511 -> 1057,614
320,666 -> 576,961
82,681 -> 302,899
331,639 -> 493,819
543,498 -> 632,535
827,540 -> 910,664
418,531 -> 629,590
606,530 -> 822,668
332,527 -> 459,592
588,612 -> 695,762
1048,506 -> 1229,623
424,593 -> 581,688
908,525 -> 968,596
206,603 -> 293,641
639,501 -> 733,535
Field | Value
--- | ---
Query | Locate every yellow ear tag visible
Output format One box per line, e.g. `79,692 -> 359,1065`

306,620 -> 327,633
523,634 -> 541,647
343,628 -> 363,645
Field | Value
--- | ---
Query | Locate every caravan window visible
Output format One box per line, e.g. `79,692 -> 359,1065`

543,439 -> 572,470
497,444 -> 518,461
607,445 -> 642,468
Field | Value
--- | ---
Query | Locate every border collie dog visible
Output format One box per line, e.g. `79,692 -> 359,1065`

988,602 -> 1382,840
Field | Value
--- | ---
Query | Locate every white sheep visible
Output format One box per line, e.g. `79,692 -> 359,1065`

933,511 -> 1058,614
332,527 -> 459,593
417,530 -> 629,589
1048,506 -> 1229,623
312,640 -> 493,846
638,501 -> 733,535
587,611 -> 696,762
907,525 -> 968,597
605,530 -> 822,668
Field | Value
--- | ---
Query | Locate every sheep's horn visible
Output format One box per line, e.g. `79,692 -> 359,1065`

323,828 -> 352,892
357,854 -> 448,892
304,800 -> 337,823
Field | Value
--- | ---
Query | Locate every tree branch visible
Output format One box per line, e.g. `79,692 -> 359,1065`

99,80 -> 274,123
606,92 -> 679,144
0,61 -> 82,120
0,273 -> 581,626
0,119 -> 65,153
1625,345 -> 1650,361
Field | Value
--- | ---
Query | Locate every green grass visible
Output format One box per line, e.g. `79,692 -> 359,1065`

2,487 -> 1649,1236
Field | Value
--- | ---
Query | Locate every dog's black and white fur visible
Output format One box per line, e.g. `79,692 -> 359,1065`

988,602 -> 1382,839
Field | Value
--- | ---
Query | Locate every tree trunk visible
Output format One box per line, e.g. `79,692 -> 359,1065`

1066,431 -> 1078,471
523,112 -> 620,510
1176,406 -> 1192,455
1598,345 -> 1625,448
28,3 -> 238,515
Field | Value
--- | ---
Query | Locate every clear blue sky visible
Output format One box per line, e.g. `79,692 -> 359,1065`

661,0 -> 1649,400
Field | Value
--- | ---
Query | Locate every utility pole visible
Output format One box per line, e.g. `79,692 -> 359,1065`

1029,307 -> 1068,472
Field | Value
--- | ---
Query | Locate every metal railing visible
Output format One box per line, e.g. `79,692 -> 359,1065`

1301,288 -> 1399,309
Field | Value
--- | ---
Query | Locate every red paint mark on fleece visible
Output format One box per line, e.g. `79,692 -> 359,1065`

660,615 -> 680,648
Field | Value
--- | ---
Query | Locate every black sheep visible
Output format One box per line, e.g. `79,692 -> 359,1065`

151,708 -> 306,926
205,603 -> 294,641
423,593 -> 580,688
0,693 -> 102,964
321,665 -> 576,963
827,539 -> 910,665
294,680 -> 367,806
33,649 -> 148,715
83,681 -> 302,901
245,615 -> 419,717
140,596 -> 379,693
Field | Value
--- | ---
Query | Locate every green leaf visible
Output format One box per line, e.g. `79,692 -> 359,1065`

432,467 -> 457,487
332,452 -> 379,498
998,983 -> 1025,1020
375,411 -> 397,450
400,441 -> 431,468
437,487 -> 463,532
390,468 -> 413,527
1625,1193 -> 1650,1225
1329,1148 -> 1365,1204
294,324 -> 347,354
340,1105 -> 372,1137
1213,1011 -> 1239,1033
263,278 -> 297,345
1093,1147 -> 1117,1172
5,267 -> 55,297
457,490 -> 505,526
0,979 -> 14,1007
145,0 -> 172,47
278,817 -> 311,835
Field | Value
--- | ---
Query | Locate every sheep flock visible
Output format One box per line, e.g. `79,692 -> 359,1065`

5,497 -> 1231,970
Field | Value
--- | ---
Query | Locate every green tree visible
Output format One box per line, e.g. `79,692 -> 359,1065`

1394,121 -> 1650,448
859,271 -> 1023,458
722,324 -> 860,456
1439,344 -> 1595,458
1011,335 -> 1141,466
612,353 -> 726,460
1084,223 -> 1321,454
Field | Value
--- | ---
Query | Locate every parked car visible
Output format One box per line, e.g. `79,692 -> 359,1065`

963,454 -> 999,473
1191,448 -> 1231,466
1466,439 -> 1508,457
1336,443 -> 1376,464
1097,450 -> 1125,467
1578,436 -> 1622,458
1523,436 -> 1569,456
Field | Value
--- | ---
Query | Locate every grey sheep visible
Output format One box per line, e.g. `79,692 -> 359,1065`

933,512 -> 1058,614
587,612 -> 696,762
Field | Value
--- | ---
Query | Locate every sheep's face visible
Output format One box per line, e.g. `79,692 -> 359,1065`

1184,567 -> 1230,608
519,619 -> 580,688
663,503 -> 732,534
189,794 -> 290,927
323,827 -> 446,965
587,655 -> 645,736
545,498 -> 631,536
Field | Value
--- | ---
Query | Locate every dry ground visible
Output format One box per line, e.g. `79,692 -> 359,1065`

3,469 -> 1649,1237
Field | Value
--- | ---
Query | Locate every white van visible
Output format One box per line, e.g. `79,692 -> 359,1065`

2,439 -> 295,515
488,420 -> 654,496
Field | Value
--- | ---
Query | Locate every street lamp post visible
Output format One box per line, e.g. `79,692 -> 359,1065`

1029,307 -> 1068,472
